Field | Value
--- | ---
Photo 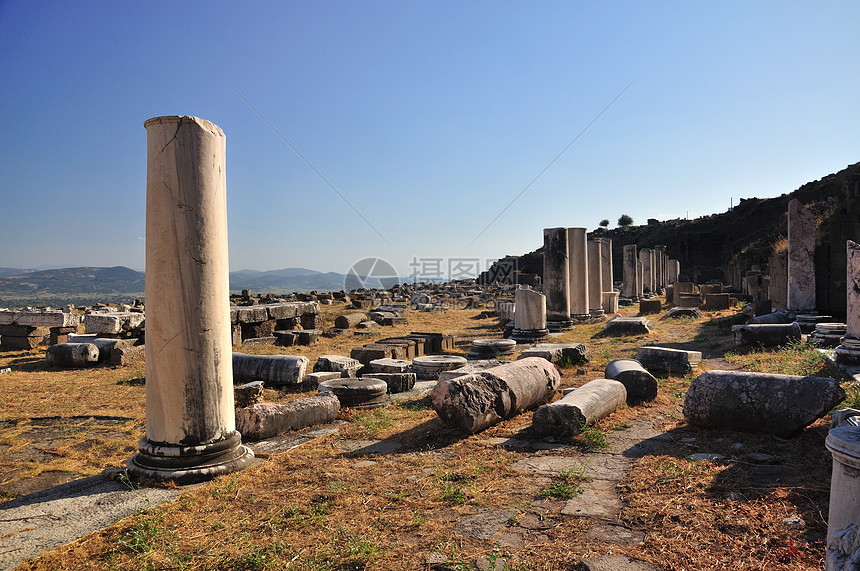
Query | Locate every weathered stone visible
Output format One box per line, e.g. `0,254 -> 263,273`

265,303 -> 298,320
748,311 -> 792,324
362,372 -> 416,393
601,291 -> 620,314
826,422 -> 860,568
683,370 -> 845,437
635,346 -> 702,376
411,354 -> 468,380
437,360 -> 506,382
302,371 -> 341,388
543,227 -> 573,330
335,312 -> 368,329
294,329 -> 320,345
235,306 -> 269,323
594,316 -> 652,337
16,311 -> 80,328
236,393 -> 340,440
731,322 -> 801,347
240,320 -> 276,339
512,287 -> 550,340
517,343 -> 592,366
110,344 -> 145,366
704,293 -> 731,310
351,344 -> 395,364
234,381 -> 264,408
313,354 -> 362,378
588,239 -> 605,318
787,199 -> 817,314
638,299 -> 661,315
532,379 -> 626,437
319,378 -> 389,409
232,353 -> 309,386
49,326 -> 77,346
241,336 -> 277,347
604,359 -> 658,401
622,244 -> 638,301
84,312 -> 144,336
467,338 -> 516,359
46,343 -> 99,367
430,357 -> 560,433
662,307 -> 701,319
568,227 -> 589,319
368,358 -> 411,373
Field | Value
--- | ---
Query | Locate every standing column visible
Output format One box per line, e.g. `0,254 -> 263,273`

587,239 -> 604,318
622,244 -> 638,302
836,240 -> 860,364
639,248 -> 653,297
128,116 -> 254,484
636,259 -> 644,300
667,259 -> 680,285
543,228 -> 573,331
568,227 -> 589,321
786,199 -> 816,316
600,238 -> 614,293
655,245 -> 667,293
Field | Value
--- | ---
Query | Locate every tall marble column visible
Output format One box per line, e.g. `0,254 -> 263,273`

636,259 -> 644,300
836,240 -> 860,363
655,245 -> 667,293
667,259 -> 680,285
786,199 -> 816,316
600,237 -> 613,296
543,228 -> 573,331
568,227 -> 589,321
622,244 -> 638,301
639,248 -> 653,297
128,116 -> 254,484
587,239 -> 604,318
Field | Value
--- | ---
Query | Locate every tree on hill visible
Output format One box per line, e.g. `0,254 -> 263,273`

618,214 -> 634,227
599,219 -> 610,228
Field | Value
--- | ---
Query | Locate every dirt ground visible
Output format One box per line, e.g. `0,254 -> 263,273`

0,300 -> 844,570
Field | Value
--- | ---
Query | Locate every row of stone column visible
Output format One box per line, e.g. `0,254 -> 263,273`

543,228 -> 619,330
619,244 -> 679,303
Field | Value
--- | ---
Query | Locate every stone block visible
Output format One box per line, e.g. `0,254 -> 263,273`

83,312 -> 144,335
516,343 -> 592,366
683,370 -> 845,437
302,371 -> 342,388
638,300 -> 662,315
0,324 -> 38,337
236,393 -> 340,440
635,346 -> 702,376
294,329 -> 320,345
241,336 -> 277,347
110,344 -> 145,366
17,311 -> 80,328
731,323 -> 801,347
49,326 -> 78,346
351,344 -> 395,364
677,294 -> 702,308
604,359 -> 658,401
240,320 -> 277,339
0,336 -> 41,350
0,310 -> 18,325
704,293 -> 731,310
234,381 -> 264,408
266,303 -> 298,320
232,353 -> 309,386
362,372 -> 416,393
532,379 -> 626,438
430,357 -> 560,433
231,323 -> 243,346
314,354 -> 362,378
594,316 -> 652,337
235,306 -> 269,323
319,378 -> 389,409
368,358 -> 411,373
662,307 -> 701,319
301,313 -> 323,330
437,360 -> 505,382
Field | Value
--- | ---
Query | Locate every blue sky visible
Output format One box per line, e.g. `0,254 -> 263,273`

1,1 -> 858,279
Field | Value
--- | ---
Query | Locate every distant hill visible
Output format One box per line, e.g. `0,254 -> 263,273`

0,266 -> 349,307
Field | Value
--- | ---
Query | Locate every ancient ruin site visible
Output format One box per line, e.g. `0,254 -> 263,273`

1,115 -> 860,571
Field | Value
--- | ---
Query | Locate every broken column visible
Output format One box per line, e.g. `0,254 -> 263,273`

786,199 -> 817,318
600,238 -> 614,304
128,116 -> 254,484
532,378 -> 626,437
511,286 -> 550,343
568,227 -> 590,321
837,240 -> 860,364
621,244 -> 638,302
543,227 -> 573,331
667,259 -> 680,285
587,239 -> 604,318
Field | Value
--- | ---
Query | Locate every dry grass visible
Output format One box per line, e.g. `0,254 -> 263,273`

2,300 -> 841,570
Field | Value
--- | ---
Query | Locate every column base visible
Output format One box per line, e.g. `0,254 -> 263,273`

836,337 -> 860,364
569,314 -> 590,324
546,320 -> 574,332
127,431 -> 255,485
511,328 -> 550,343
589,309 -> 605,319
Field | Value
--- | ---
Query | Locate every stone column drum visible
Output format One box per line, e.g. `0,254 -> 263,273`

622,244 -> 638,301
786,199 -> 816,316
568,227 -> 589,321
587,239 -> 604,318
128,116 -> 254,483
836,240 -> 860,364
543,228 -> 574,331
667,259 -> 680,285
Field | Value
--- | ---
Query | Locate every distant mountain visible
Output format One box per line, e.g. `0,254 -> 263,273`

0,268 -> 35,278
229,269 -> 345,293
0,266 -> 145,296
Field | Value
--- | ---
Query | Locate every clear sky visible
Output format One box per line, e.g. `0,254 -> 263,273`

1,1 -> 858,280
